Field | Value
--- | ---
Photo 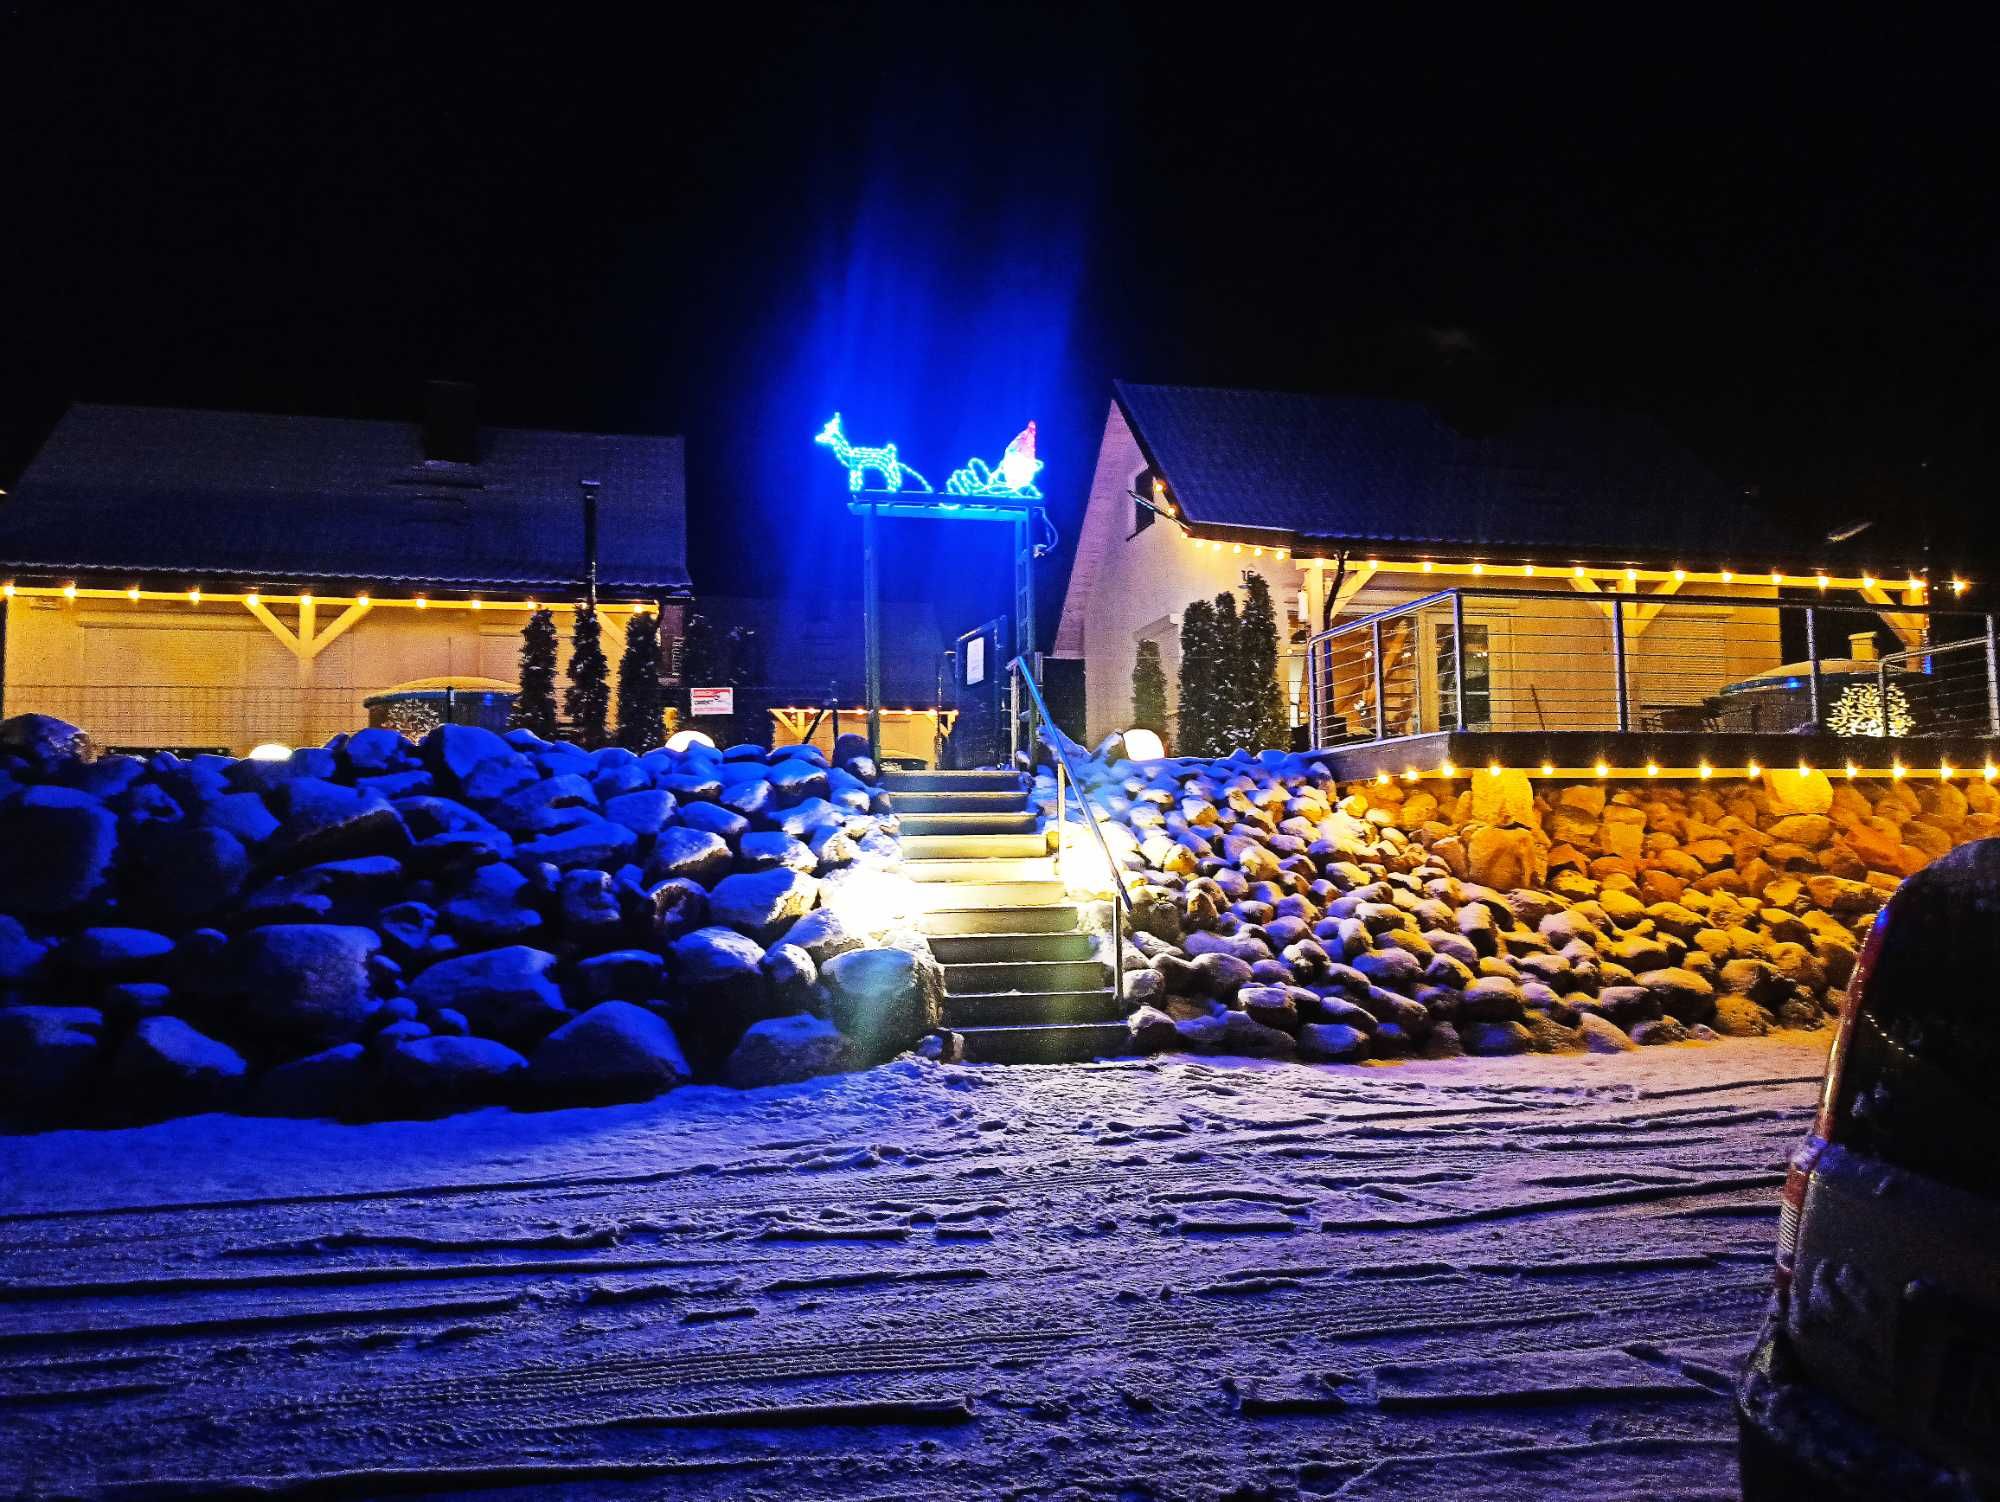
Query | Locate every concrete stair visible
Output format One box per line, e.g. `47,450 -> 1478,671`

884,767 -> 1126,1065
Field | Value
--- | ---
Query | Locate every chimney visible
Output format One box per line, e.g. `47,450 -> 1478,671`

1849,630 -> 1878,662
423,380 -> 479,464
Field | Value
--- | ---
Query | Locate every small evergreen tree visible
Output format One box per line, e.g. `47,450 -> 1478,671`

681,613 -> 721,685
564,601 -> 609,747
1210,588 -> 1245,750
615,608 -> 665,751
1176,597 -> 1217,756
1238,571 -> 1290,749
1130,638 -> 1167,740
510,607 -> 558,737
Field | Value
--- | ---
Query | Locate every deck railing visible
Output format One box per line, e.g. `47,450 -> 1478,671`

1304,588 -> 1999,747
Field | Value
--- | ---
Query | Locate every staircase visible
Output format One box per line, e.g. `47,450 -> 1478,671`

885,768 -> 1127,1064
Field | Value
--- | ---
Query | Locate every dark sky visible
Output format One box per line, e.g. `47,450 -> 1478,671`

5,6 -> 1994,633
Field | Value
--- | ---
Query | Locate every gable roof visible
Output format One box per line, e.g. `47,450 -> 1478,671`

0,403 -> 690,593
1114,381 -> 1771,563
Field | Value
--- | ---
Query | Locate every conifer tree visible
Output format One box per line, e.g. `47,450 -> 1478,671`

509,607 -> 558,737
1176,597 -> 1217,756
1238,571 -> 1290,749
680,613 -> 720,685
1130,638 -> 1167,740
564,602 -> 609,747
615,608 -> 665,751
1210,588 -> 1245,750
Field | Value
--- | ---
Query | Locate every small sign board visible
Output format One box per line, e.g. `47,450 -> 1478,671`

965,637 -> 985,685
690,686 -> 734,717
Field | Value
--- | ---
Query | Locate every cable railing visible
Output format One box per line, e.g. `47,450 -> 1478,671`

1305,588 -> 2000,747
1008,655 -> 1130,1008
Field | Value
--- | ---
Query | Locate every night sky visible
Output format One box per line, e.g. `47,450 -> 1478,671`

6,6 -> 1993,635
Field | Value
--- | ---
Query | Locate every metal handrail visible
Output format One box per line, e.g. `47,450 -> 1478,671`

1007,656 -> 1131,1009
1316,583 -> 1953,627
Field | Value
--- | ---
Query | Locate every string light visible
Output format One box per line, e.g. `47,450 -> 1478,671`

1232,544 -> 1242,554
1939,761 -> 1954,780
1862,574 -> 1876,588
1421,560 -> 1433,573
1891,761 -> 1907,780
1439,761 -> 1456,778
1985,763 -> 1998,782
1907,576 -> 1923,592
1403,767 -> 1418,783
1845,761 -> 1859,779
1523,564 -> 1535,576
1953,578 -> 1969,594
1625,567 -> 1638,583
1471,561 -> 1484,575
1769,570 -> 1783,585
1488,761 -> 1503,777
1573,565 -> 1586,578
416,596 -> 427,609
1594,760 -> 1609,779
126,586 -> 139,601
1721,569 -> 1735,583
357,593 -> 369,606
1540,761 -> 1555,777
189,588 -> 201,604
1798,760 -> 1811,778
1698,761 -> 1713,779
1252,546 -> 1262,557
1816,574 -> 1828,590
1375,770 -> 1390,786
1746,759 -> 1761,778
1672,568 -> 1686,582
1,582 -> 13,597
1276,549 -> 1288,560
1645,761 -> 1660,776
471,598 -> 483,610
62,582 -> 77,599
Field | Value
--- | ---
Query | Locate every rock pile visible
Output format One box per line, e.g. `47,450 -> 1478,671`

0,715 -> 943,1125
1037,750 -> 1995,1062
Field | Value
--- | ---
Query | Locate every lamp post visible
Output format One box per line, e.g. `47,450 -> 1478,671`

580,479 -> 601,611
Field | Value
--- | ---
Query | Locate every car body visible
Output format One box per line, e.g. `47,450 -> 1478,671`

1738,838 -> 2000,1500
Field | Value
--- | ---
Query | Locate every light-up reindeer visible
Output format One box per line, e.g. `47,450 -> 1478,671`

815,413 -> 933,493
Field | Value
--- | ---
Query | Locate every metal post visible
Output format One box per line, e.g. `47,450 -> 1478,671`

1015,515 -> 1038,761
862,501 -> 881,762
1805,606 -> 1823,727
1305,633 -> 1320,746
1055,757 -> 1066,886
1450,591 -> 1467,732
1877,660 -> 1891,738
1611,596 -> 1630,733
1111,882 -> 1125,1008
580,480 -> 601,610
1986,615 -> 2000,736
1371,619 -> 1386,741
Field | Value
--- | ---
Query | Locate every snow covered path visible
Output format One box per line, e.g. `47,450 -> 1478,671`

0,1038 -> 1829,1500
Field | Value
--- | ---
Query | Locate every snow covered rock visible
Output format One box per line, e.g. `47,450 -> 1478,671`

821,945 -> 944,1063
248,1042 -> 374,1118
227,924 -> 382,1044
379,1034 -> 529,1107
110,1016 -> 247,1113
708,868 -> 819,943
725,1012 -> 849,1088
406,946 -> 567,1044
0,1005 -> 103,1117
0,787 -> 118,915
528,1001 -> 691,1104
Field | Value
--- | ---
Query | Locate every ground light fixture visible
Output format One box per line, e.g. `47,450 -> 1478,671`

665,729 -> 716,753
1120,728 -> 1165,761
247,742 -> 292,761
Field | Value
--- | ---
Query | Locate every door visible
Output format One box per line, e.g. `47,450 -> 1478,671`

949,616 -> 1010,768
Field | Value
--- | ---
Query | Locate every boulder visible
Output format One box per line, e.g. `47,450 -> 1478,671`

228,924 -> 381,1044
1630,1017 -> 1691,1046
1460,1019 -> 1534,1056
1636,966 -> 1717,1024
0,788 -> 118,915
725,1012 -> 849,1088
0,1005 -> 103,1117
110,1016 -> 247,1113
62,926 -> 175,980
249,1043 -> 375,1118
1467,825 -> 1546,891
575,949 -> 669,1002
1470,768 -> 1536,828
1126,1004 -> 1179,1053
759,943 -> 819,1009
124,823 -> 251,920
528,1001 -> 693,1103
1296,1021 -> 1368,1061
517,818 -> 639,870
1576,1014 -> 1638,1053
406,946 -> 568,1043
738,831 -> 817,873
0,713 -> 95,770
708,869 -> 820,943
646,877 -> 710,941
379,1034 -> 529,1107
647,826 -> 735,886
438,862 -> 543,944
821,945 -> 944,1062
265,779 -> 410,870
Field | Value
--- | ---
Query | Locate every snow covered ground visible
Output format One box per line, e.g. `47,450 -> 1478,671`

0,1037 -> 1831,1500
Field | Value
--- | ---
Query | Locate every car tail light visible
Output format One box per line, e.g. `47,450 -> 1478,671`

1773,905 -> 1892,1304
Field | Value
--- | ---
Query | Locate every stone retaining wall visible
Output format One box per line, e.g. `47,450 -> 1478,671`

0,716 -> 941,1127
1038,753 -> 1993,1061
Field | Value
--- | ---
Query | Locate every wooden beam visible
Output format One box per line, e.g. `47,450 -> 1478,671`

1326,561 -> 1378,621
244,598 -> 303,657
303,600 -> 369,659
1857,584 -> 1927,653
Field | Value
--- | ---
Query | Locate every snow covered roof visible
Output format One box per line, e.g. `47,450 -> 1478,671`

0,403 -> 690,593
1114,381 -> 1770,562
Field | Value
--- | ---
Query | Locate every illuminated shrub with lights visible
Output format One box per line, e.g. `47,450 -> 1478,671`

1826,681 -> 1915,738
0,711 -> 932,1127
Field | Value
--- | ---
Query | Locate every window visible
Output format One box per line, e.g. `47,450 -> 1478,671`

1130,466 -> 1157,537
1435,621 -> 1491,731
